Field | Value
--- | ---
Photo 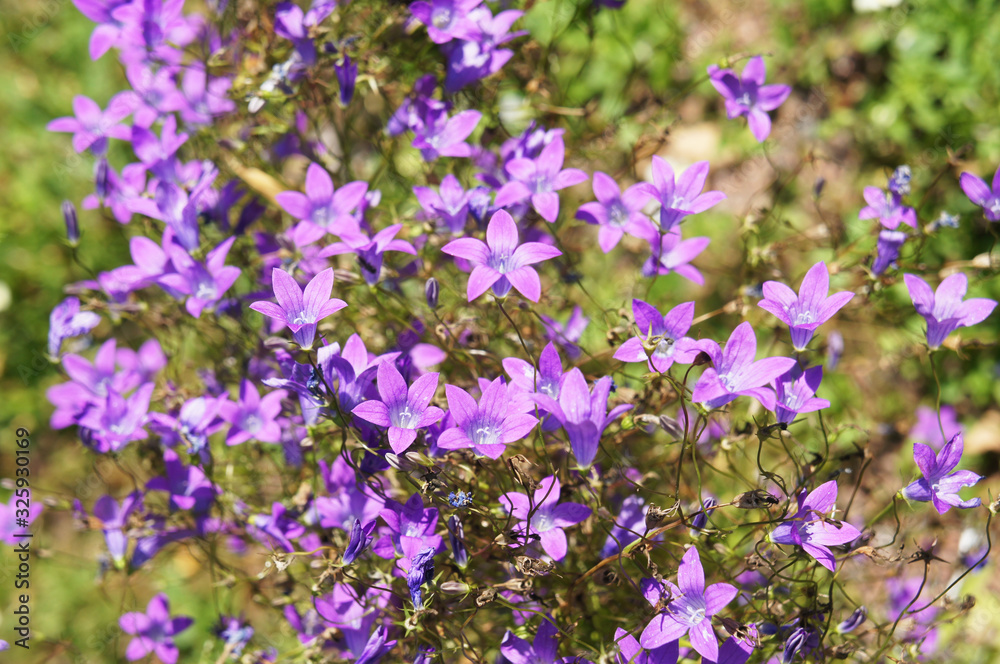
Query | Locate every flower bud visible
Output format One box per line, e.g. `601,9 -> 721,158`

95,158 -> 110,200
335,56 -> 357,106
448,515 -> 468,569
836,606 -> 866,634
425,277 -> 439,309
63,200 -> 79,246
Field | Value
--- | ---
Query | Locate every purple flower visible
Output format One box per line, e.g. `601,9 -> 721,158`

534,369 -> 633,468
539,306 -> 588,361
351,361 -> 445,454
707,56 -> 791,142
959,163 -> 1000,221
437,376 -> 538,459
249,267 -> 348,350
442,8 -> 525,92
318,224 -> 417,286
601,495 -> 654,558
249,502 -> 305,552
858,187 -> 917,230
758,261 -> 854,351
91,492 -> 141,566
501,616 -> 595,664
334,55 -> 358,106
614,300 -> 700,373
412,109 -> 482,161
886,576 -> 940,653
146,449 -> 218,515
503,341 -> 566,402
872,229 -> 907,275
409,0 -> 482,43
903,272 -> 997,349
772,365 -> 830,424
119,594 -> 193,664
413,175 -> 480,233
275,163 -> 370,243
48,297 -> 101,358
641,227 -> 710,284
837,607 -> 867,634
643,157 -> 726,232
157,237 -> 241,318
448,515 -> 468,568
0,492 -> 44,546
692,322 -> 796,410
575,172 -> 655,252
500,475 -> 591,561
376,494 -> 444,572
407,547 -> 436,609
274,2 -> 317,66
47,92 -> 137,154
495,136 -> 589,222
220,379 -> 287,446
639,546 -> 738,660
902,433 -> 982,514
781,626 -> 819,664
78,383 -> 156,452
768,480 -> 862,572
613,627 -> 678,664
441,209 -> 562,302
909,405 -> 962,450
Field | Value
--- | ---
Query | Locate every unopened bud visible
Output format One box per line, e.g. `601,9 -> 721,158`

63,200 -> 79,246
440,581 -> 470,594
95,158 -> 110,200
425,277 -> 439,309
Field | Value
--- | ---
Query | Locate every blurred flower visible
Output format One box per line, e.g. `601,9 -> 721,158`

707,56 -> 791,142
502,616 -> 594,664
495,136 -> 588,222
351,361 -> 444,454
959,163 -> 1000,221
539,307 -> 588,361
48,297 -> 101,358
902,433 -> 982,514
499,475 -> 591,561
119,594 -> 193,664
859,186 -> 916,230
872,229 -> 907,275
220,379 -> 287,446
641,227 -> 710,283
575,171 -> 655,252
908,405 -> 962,450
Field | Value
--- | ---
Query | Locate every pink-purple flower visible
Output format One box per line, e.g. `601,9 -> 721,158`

772,365 -> 830,424
437,376 -> 538,459
641,227 -> 710,284
119,594 -> 193,664
903,272 -> 997,349
768,480 -> 861,572
249,267 -> 348,350
707,56 -> 791,142
495,135 -> 589,222
575,171 -> 655,252
614,300 -> 700,373
959,163 -> 1000,221
902,433 -> 982,514
275,162 -> 370,244
351,361 -> 444,454
499,475 -> 591,561
441,209 -> 562,302
757,261 -> 854,351
643,157 -> 726,232
639,546 -> 738,660
858,186 -> 917,230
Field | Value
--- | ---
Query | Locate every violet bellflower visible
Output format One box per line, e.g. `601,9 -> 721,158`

412,108 -> 482,161
539,306 -> 589,361
220,379 -> 287,446
0,492 -> 44,546
772,365 -> 830,424
409,0 -> 482,43
276,162 -> 370,245
376,493 -> 444,572
641,226 -> 710,284
119,594 -> 193,664
47,92 -> 137,155
78,383 -> 156,453
318,224 -> 417,286
575,171 -> 655,252
413,174 -> 479,233
639,546 -> 738,660
146,449 -> 218,516
959,163 -> 1000,221
501,616 -> 595,664
872,229 -> 907,275
48,296 -> 101,358
767,480 -> 862,572
692,322 -> 797,411
614,300 -> 700,373
643,157 -> 727,233
901,433 -> 982,514
499,475 -> 591,561
495,135 -> 589,222
532,368 -> 633,468
909,405 -> 963,450
158,236 -> 241,318
707,56 -> 791,142
903,272 -> 997,349
351,361 -> 445,454
442,7 -> 525,92
437,376 -> 538,458
407,547 -> 436,609
91,492 -> 141,568
758,261 -> 854,351
613,627 -> 679,664
249,267 -> 348,350
503,340 -> 566,401
858,186 -> 917,230
441,209 -> 562,302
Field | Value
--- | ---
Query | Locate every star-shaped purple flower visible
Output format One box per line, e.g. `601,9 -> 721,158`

499,476 -> 591,561
495,135 -> 589,222
276,162 -> 370,244
249,267 -> 348,350
902,433 -> 982,514
47,92 -> 137,155
437,376 -> 538,459
858,186 -> 917,230
158,237 -> 241,318
692,322 -> 796,411
768,480 -> 862,572
903,272 -> 997,349
757,261 -> 854,351
533,369 -> 632,468
613,627 -> 679,664
772,365 -> 830,424
351,361 -> 444,454
707,56 -> 791,142
639,546 -> 738,660
502,616 -> 595,664
119,594 -> 193,664
48,296 -> 101,358
409,0 -> 482,43
575,171 -> 655,252
641,227 -> 710,284
959,163 -> 1000,222
614,300 -> 700,373
643,157 -> 726,232
441,209 -> 562,302
220,379 -> 287,446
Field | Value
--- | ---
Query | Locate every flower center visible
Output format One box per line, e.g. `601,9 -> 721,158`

431,6 -> 453,29
736,92 -> 752,107
473,423 -> 500,447
290,313 -> 312,326
490,253 -> 512,274
392,404 -> 416,429
608,202 -> 629,227
242,414 -> 262,433
793,310 -> 814,326
675,596 -> 707,626
653,338 -> 675,359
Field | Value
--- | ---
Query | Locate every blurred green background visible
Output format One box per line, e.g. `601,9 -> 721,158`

1,0 -> 999,662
